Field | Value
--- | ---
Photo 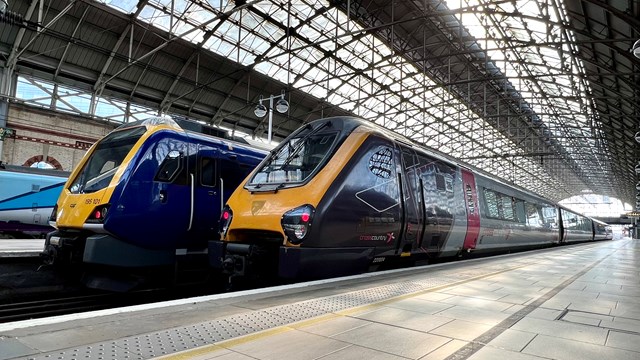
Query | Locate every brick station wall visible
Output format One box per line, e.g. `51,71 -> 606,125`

1,102 -> 118,171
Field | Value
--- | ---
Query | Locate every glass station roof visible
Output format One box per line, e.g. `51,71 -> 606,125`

68,0 -> 636,207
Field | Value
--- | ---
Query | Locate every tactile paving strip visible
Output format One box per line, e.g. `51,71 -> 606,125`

19,255 -> 547,360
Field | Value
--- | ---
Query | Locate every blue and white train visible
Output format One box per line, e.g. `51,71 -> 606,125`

0,163 -> 68,238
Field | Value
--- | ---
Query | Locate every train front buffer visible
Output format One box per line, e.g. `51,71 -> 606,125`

209,203 -> 376,283
209,204 -> 313,282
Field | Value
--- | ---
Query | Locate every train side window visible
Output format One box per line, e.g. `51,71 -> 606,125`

526,203 -> 543,228
200,157 -> 216,187
435,173 -> 446,190
484,189 -> 499,218
219,159 -> 249,187
500,195 -> 513,220
542,206 -> 557,228
401,148 -> 417,169
514,199 -> 526,223
155,150 -> 183,183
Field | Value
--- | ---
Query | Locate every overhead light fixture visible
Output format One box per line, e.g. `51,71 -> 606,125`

254,91 -> 289,143
254,100 -> 267,118
275,97 -> 289,114
632,39 -> 640,59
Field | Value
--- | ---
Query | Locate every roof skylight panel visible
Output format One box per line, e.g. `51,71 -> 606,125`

235,47 -> 256,65
361,96 -> 384,112
309,9 -> 340,36
336,82 -> 361,101
138,5 -> 171,30
102,0 -> 139,13
252,1 -> 287,22
173,20 -> 204,42
288,56 -> 312,77
335,48 -> 368,70
209,38 -> 237,58
239,32 -> 270,56
299,83 -> 327,99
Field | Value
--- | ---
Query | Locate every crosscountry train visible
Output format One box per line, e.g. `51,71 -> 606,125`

211,116 -> 612,282
0,163 -> 68,238
42,117 -> 268,290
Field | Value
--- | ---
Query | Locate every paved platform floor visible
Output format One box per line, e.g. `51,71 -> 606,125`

0,239 -> 44,257
1,239 -> 638,360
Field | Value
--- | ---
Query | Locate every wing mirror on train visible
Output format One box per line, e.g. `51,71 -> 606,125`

281,204 -> 315,244
49,204 -> 58,222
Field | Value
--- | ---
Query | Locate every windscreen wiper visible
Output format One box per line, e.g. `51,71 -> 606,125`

278,121 -> 332,170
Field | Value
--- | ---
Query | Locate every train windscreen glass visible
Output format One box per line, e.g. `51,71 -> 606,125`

248,131 -> 337,187
68,126 -> 146,194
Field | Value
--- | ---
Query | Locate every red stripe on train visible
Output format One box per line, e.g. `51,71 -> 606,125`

461,169 -> 480,250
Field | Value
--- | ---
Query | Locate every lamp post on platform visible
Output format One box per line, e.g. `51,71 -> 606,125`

254,92 -> 289,143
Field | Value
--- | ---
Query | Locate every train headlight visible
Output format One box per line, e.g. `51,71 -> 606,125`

220,206 -> 233,238
87,204 -> 110,223
281,204 -> 315,245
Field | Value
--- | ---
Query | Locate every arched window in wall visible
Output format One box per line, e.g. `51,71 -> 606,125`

23,155 -> 63,170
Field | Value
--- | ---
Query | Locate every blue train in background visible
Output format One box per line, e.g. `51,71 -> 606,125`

42,116 -> 269,290
0,163 -> 69,239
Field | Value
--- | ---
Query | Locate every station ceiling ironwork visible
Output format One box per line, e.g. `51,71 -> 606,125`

0,0 -> 638,205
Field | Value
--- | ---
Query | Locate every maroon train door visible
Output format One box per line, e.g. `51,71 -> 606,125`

461,169 -> 480,250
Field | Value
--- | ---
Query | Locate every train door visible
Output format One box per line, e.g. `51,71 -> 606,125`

461,169 -> 480,250
397,146 -> 422,253
191,146 -> 260,245
190,147 -> 220,244
416,155 -> 457,252
152,141 -> 191,248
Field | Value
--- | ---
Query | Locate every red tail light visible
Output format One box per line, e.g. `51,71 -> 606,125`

87,205 -> 110,223
220,206 -> 233,238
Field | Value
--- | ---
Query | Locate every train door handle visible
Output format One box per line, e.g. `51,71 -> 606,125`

208,190 -> 214,196
159,190 -> 168,203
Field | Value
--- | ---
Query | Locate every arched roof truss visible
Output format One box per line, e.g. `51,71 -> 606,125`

0,0 -> 638,204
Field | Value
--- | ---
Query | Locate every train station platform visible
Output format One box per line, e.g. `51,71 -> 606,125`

1,238 -> 639,360
0,239 -> 44,257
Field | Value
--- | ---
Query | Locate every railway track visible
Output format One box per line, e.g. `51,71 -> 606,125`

0,292 -> 120,322
0,257 -> 227,324
0,285 -> 218,323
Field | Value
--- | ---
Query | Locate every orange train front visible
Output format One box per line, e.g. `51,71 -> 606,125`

210,116 -> 606,283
